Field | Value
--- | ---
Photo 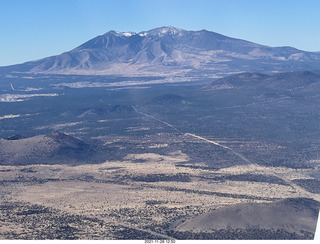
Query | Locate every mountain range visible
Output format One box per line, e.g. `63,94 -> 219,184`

2,26 -> 320,77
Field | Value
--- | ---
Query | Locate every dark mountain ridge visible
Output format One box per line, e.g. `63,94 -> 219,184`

204,70 -> 320,91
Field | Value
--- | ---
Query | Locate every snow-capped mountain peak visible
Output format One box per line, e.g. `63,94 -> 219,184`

116,31 -> 136,37
103,30 -> 137,37
146,26 -> 185,37
4,26 -> 320,76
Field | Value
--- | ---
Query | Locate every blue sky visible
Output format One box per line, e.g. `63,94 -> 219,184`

1,0 -> 320,66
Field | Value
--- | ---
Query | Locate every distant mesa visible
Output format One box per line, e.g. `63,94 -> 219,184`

204,71 -> 320,92
2,26 -> 320,77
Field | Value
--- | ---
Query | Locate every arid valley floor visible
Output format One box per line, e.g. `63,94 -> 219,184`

1,73 -> 320,239
1,148 -> 319,239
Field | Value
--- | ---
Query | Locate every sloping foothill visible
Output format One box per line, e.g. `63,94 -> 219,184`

0,131 -> 97,165
175,197 -> 320,240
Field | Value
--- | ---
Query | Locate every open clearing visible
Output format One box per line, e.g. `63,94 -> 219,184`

1,150 -> 319,239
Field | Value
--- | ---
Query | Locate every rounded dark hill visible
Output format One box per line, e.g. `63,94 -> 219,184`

108,104 -> 135,113
45,131 -> 84,144
78,105 -> 134,118
0,132 -> 96,165
203,72 -> 269,91
151,94 -> 186,105
263,71 -> 320,90
176,197 -> 320,239
215,72 -> 269,86
204,71 -> 320,93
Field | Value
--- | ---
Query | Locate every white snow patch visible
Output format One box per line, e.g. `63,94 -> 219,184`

139,32 -> 148,36
55,77 -> 191,89
0,93 -> 58,102
36,122 -> 82,130
24,87 -> 43,92
123,32 -> 136,37
116,31 -> 136,37
0,114 -> 21,120
149,144 -> 168,149
289,53 -> 307,60
126,127 -> 150,132
207,84 -> 234,91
